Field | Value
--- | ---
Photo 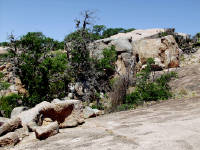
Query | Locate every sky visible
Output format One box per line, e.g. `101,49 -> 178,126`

0,0 -> 200,42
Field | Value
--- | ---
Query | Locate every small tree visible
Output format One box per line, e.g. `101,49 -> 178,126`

65,11 -> 117,106
92,25 -> 106,40
9,32 -> 71,106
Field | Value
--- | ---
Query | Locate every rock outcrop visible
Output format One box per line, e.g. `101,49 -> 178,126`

0,99 -> 84,147
83,106 -> 96,119
0,117 -> 9,127
0,117 -> 29,147
0,63 -> 27,97
169,63 -> 200,98
132,35 -> 181,69
0,117 -> 22,136
11,107 -> 29,119
89,28 -> 182,75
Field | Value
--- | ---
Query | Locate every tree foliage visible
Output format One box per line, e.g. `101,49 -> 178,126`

10,32 -> 71,106
65,11 -> 117,105
0,94 -> 22,117
102,27 -> 135,38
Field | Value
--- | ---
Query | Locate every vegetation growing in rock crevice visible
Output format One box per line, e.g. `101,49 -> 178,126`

108,58 -> 177,112
124,58 -> 177,109
0,72 -> 10,91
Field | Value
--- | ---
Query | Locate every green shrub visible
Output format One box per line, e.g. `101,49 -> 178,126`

0,72 -> 4,79
97,46 -> 117,74
0,42 -> 9,47
11,32 -> 71,107
21,51 -> 70,107
0,82 -> 10,91
91,103 -> 104,110
0,94 -> 22,117
102,28 -> 135,38
125,58 -> 177,107
0,72 -> 10,90
159,32 -> 168,37
0,51 -> 15,59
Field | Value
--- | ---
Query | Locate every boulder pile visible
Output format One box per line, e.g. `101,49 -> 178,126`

0,99 -> 85,147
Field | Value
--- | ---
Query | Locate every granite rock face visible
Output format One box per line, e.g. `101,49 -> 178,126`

132,35 -> 181,69
89,28 -> 182,75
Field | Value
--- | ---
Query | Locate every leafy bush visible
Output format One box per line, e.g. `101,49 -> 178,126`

0,72 -> 10,90
102,28 -> 135,38
92,25 -> 106,40
0,94 -> 22,117
125,58 -> 177,107
10,32 -> 71,107
65,26 -> 135,42
21,51 -> 70,106
97,46 -> 117,74
0,50 -> 16,59
0,42 -> 9,47
159,32 -> 168,37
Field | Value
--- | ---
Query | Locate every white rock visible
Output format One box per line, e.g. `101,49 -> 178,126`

11,107 -> 29,119
83,106 -> 96,119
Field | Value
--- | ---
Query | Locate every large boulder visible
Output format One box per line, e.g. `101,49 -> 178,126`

52,100 -> 85,128
11,106 -> 29,119
35,121 -> 59,140
0,132 -> 20,147
0,117 -> 22,136
0,117 -> 9,127
89,28 -> 165,58
17,100 -> 84,130
132,35 -> 181,69
0,126 -> 29,147
0,100 -> 84,147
